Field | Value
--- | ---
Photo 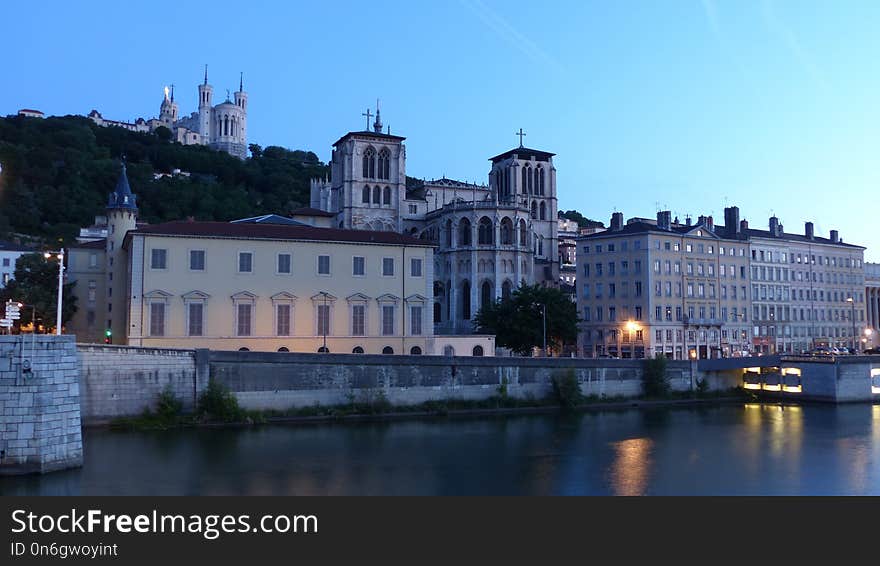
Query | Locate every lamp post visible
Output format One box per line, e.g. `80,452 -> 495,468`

319,291 -> 329,352
625,320 -> 638,359
866,328 -> 874,350
43,250 -> 64,335
847,297 -> 856,353
542,303 -> 547,357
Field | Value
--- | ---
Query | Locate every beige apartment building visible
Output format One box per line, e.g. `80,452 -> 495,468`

577,210 -> 751,360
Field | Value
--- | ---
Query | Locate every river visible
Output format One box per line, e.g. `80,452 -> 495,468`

3,403 -> 880,495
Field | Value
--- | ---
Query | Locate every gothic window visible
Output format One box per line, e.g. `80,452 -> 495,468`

519,219 -> 528,246
458,218 -> 472,246
373,186 -> 381,204
538,237 -> 544,256
500,217 -> 513,245
481,281 -> 492,308
504,168 -> 511,199
478,217 -> 493,245
383,186 -> 392,205
362,147 -> 376,179
362,185 -> 370,204
530,201 -> 537,219
378,148 -> 391,180
537,165 -> 545,195
539,201 -> 547,220
522,166 -> 528,194
526,165 -> 533,193
502,280 -> 512,300
445,220 -> 453,247
462,280 -> 471,320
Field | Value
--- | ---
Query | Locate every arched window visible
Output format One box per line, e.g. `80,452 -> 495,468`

539,201 -> 546,220
519,219 -> 528,247
500,217 -> 513,245
538,237 -> 544,256
502,280 -> 512,300
378,148 -> 391,180
362,147 -> 376,178
481,280 -> 492,308
458,218 -> 472,246
352,346 -> 364,354
443,345 -> 456,356
472,345 -> 484,357
362,185 -> 370,204
383,186 -> 391,205
318,346 -> 330,353
536,165 -> 545,195
238,347 -> 250,351
373,186 -> 381,204
445,220 -> 453,247
462,280 -> 471,320
522,165 -> 528,194
530,201 -> 537,219
277,347 -> 289,352
382,346 -> 394,355
478,217 -> 493,245
410,346 -> 422,355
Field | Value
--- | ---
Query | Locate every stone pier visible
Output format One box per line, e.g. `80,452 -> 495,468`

0,335 -> 83,475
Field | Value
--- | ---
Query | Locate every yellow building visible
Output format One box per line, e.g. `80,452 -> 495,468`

124,220 -> 436,355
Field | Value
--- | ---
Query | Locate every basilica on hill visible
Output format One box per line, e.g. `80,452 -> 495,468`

310,104 -> 560,334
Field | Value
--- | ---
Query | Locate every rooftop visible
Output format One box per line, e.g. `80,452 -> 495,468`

128,221 -> 432,247
333,130 -> 406,148
289,207 -> 336,218
489,146 -> 556,164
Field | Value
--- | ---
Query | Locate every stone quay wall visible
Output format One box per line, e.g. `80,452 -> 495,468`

0,335 -> 82,475
208,351 -> 721,411
77,344 -> 209,424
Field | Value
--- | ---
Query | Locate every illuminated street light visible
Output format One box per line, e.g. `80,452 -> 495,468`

44,250 -> 65,335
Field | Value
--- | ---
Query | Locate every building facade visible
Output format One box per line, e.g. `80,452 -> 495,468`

87,66 -> 248,159
576,206 -> 867,359
310,107 -> 560,335
0,241 -> 32,288
864,262 -> 879,349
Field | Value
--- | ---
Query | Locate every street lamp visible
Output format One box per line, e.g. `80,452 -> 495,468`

846,297 -> 856,353
318,291 -> 329,352
865,328 -> 873,351
43,250 -> 64,336
542,303 -> 547,357
625,320 -> 638,359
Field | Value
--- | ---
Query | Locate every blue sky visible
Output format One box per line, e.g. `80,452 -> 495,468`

3,1 -> 879,260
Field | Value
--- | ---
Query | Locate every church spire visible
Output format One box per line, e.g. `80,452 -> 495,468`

204,64 -> 208,85
373,98 -> 383,133
170,83 -> 175,102
239,72 -> 243,92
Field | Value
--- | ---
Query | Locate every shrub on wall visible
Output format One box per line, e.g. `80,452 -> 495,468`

642,355 -> 670,398
198,380 -> 245,422
550,370 -> 583,410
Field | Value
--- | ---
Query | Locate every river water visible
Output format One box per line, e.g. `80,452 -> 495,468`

3,403 -> 880,495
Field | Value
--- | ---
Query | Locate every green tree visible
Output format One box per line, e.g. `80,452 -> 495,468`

473,284 -> 579,356
559,209 -> 604,229
0,253 -> 77,331
154,125 -> 172,142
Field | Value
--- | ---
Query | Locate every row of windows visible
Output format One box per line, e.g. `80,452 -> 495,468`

754,325 -> 862,338
444,217 -> 532,247
584,240 -> 746,257
583,328 -> 746,344
497,164 -> 547,198
150,249 -> 422,278
753,304 -> 866,323
147,301 -> 425,338
252,344 -> 485,356
361,185 -> 395,206
582,281 -> 748,301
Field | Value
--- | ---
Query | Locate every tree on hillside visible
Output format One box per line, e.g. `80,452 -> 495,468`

559,209 -> 604,229
473,284 -> 580,356
154,125 -> 172,142
0,253 -> 77,332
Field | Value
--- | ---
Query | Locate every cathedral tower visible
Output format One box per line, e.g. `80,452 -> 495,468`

198,64 -> 214,144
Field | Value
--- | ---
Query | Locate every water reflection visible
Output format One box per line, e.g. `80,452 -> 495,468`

609,438 -> 653,496
3,405 -> 880,495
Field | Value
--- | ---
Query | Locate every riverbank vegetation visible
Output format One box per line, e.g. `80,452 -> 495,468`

108,379 -> 747,431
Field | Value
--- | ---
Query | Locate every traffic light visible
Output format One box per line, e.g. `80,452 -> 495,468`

104,328 -> 112,344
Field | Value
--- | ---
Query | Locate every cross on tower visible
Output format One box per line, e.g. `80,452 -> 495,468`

515,128 -> 526,147
362,108 -> 373,131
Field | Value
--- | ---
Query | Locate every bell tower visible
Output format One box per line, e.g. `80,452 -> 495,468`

105,161 -> 138,344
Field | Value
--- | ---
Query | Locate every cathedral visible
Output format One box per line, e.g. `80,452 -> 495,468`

310,105 -> 560,334
87,65 -> 248,159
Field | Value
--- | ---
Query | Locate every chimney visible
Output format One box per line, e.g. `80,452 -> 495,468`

657,210 -> 672,230
740,219 -> 749,232
724,206 -> 741,235
697,215 -> 706,227
805,222 -> 814,240
769,216 -> 779,237
685,216 -> 692,226
707,215 -> 714,232
830,229 -> 839,243
610,212 -> 624,231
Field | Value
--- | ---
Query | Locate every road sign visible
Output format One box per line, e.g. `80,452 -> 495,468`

0,318 -> 12,328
